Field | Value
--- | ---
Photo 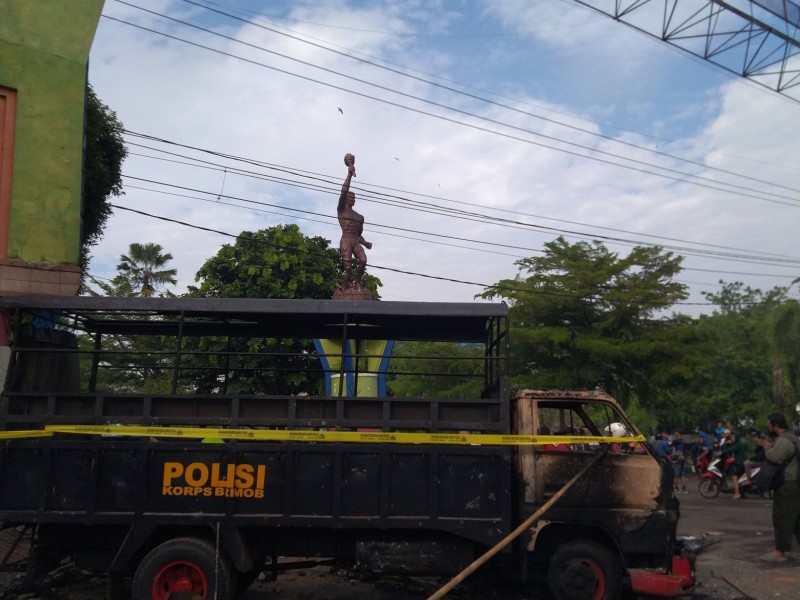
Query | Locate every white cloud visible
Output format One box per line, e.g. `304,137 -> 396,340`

87,0 -> 800,311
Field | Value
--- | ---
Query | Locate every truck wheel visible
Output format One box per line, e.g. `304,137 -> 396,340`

132,537 -> 234,600
698,477 -> 720,499
548,541 -> 623,600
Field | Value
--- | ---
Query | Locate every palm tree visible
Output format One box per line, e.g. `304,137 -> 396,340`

117,243 -> 178,297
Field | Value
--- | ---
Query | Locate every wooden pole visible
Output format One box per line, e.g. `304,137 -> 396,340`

426,448 -> 609,600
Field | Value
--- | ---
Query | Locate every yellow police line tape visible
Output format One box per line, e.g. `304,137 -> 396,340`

0,424 -> 646,446
0,430 -> 55,439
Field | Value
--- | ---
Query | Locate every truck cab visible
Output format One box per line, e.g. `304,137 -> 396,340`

514,390 -> 689,598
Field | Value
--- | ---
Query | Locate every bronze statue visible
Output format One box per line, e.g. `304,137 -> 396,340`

337,153 -> 372,289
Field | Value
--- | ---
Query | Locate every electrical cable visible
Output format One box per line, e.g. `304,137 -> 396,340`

107,204 -> 799,305
118,142 -> 800,268
121,172 -> 800,269
123,183 -> 527,259
196,0 -> 800,175
123,131 -> 800,263
112,185 -> 759,290
101,9 -> 800,207
178,0 -> 800,196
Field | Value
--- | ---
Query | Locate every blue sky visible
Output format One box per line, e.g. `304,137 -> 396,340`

87,0 -> 800,312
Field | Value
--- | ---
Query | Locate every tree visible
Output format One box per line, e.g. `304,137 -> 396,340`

80,85 -> 127,285
185,225 -> 382,395
697,282 -> 799,422
766,298 -> 800,414
84,274 -> 136,298
79,245 -> 178,392
189,225 -> 380,300
387,341 -> 484,398
479,236 -> 692,407
117,243 -> 178,297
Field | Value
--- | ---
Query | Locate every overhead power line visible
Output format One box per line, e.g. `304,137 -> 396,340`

118,170 -> 800,278
121,131 -> 800,269
177,0 -> 800,195
194,0 -> 799,174
102,6 -> 800,207
124,131 -> 798,263
107,203 -> 734,307
116,183 -> 786,296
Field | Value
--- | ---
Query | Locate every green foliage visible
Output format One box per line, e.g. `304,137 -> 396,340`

479,236 -> 691,407
117,243 -> 178,297
184,225 -> 382,395
696,282 -> 799,421
189,224 -> 380,300
84,274 -> 137,298
765,299 -> 800,414
387,341 -> 484,398
77,331 -> 177,393
621,395 -> 659,436
80,86 -> 127,284
80,244 -> 178,391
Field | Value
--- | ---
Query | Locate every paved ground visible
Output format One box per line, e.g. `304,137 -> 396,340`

676,477 -> 799,600
2,471 -> 798,599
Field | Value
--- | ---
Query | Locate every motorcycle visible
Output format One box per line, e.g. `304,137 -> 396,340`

694,446 -> 713,475
697,456 -> 760,499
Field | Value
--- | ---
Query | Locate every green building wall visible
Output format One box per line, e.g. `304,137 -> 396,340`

0,0 -> 105,265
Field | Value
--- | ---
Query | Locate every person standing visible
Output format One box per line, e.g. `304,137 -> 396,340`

720,431 -> 746,499
755,413 -> 800,562
697,428 -> 713,450
653,433 -> 670,462
671,431 -> 688,493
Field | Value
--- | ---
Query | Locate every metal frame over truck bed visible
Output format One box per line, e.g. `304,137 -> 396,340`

0,296 -> 515,599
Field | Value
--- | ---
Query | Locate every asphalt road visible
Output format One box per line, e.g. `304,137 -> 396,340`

676,475 -> 799,600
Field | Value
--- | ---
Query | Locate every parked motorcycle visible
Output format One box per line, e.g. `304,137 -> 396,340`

697,456 -> 760,499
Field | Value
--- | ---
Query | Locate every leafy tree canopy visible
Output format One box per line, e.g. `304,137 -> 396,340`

184,224 -> 382,395
188,224 -> 380,299
697,281 -> 800,423
479,236 -> 692,407
387,341 -> 484,399
80,85 -> 127,284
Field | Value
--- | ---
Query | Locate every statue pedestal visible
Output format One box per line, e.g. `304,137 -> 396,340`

333,285 -> 373,301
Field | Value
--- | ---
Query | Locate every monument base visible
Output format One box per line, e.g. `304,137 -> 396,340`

333,284 -> 374,301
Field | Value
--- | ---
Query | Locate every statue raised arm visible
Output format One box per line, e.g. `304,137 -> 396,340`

337,153 -> 372,289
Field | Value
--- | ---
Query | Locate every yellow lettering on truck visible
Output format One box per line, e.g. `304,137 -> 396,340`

161,462 -> 266,498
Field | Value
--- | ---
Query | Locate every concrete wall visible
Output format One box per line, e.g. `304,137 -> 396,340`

0,0 -> 105,295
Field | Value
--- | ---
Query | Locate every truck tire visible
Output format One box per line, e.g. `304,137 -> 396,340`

547,541 -> 623,600
698,477 -> 720,499
132,537 -> 234,600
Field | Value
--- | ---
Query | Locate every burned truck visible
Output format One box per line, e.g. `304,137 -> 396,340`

0,295 -> 692,599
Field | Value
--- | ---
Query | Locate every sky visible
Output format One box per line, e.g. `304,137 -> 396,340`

86,0 -> 800,314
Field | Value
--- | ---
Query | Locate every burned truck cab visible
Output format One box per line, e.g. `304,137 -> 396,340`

514,390 -> 691,598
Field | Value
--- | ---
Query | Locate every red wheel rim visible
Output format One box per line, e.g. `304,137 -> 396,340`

558,557 -> 606,600
583,558 -> 606,600
151,560 -> 208,600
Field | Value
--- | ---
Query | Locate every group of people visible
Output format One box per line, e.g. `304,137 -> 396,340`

658,415 -> 800,564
